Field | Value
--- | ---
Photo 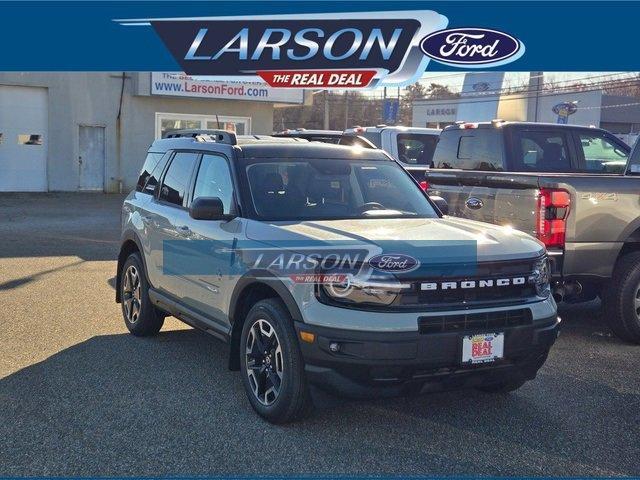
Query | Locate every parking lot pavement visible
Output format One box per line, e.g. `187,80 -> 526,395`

1,193 -> 639,477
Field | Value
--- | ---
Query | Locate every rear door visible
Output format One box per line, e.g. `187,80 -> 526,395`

148,151 -> 201,297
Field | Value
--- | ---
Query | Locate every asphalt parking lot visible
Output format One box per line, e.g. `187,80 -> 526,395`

1,193 -> 639,477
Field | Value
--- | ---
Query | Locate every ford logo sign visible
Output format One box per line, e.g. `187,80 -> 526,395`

465,197 -> 484,210
369,253 -> 419,273
420,28 -> 525,67
552,102 -> 578,116
472,81 -> 491,92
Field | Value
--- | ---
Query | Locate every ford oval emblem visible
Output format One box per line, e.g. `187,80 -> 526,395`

420,28 -> 525,67
552,102 -> 578,116
368,253 -> 419,273
465,197 -> 484,210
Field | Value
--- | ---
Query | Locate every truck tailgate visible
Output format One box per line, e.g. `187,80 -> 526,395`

425,170 -> 541,236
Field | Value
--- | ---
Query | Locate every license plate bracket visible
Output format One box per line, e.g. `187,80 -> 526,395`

461,332 -> 505,364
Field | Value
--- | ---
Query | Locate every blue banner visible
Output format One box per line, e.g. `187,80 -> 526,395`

0,1 -> 636,72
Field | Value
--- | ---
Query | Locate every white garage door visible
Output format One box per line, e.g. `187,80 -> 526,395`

0,86 -> 48,191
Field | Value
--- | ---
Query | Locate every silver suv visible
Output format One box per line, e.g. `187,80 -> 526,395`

116,130 -> 559,423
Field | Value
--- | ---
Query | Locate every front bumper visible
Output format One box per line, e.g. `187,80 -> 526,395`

295,315 -> 560,398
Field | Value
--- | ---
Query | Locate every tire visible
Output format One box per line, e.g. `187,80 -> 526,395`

603,251 -> 640,343
239,298 -> 312,423
477,378 -> 527,394
119,252 -> 164,337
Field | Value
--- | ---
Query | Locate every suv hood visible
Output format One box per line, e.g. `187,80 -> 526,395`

245,217 -> 544,263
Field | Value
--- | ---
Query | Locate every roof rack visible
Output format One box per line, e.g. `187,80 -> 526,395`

163,129 -> 237,145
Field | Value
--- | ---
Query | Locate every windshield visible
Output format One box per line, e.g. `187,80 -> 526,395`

244,159 -> 438,221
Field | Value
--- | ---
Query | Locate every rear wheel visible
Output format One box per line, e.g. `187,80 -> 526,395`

120,253 -> 164,336
604,251 -> 640,344
239,298 -> 312,423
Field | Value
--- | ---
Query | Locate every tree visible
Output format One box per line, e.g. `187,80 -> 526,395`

398,82 -> 458,125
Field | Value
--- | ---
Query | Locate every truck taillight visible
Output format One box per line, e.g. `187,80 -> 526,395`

537,188 -> 570,248
419,180 -> 429,191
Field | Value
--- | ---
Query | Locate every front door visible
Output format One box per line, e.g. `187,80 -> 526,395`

78,125 -> 105,190
183,153 -> 238,323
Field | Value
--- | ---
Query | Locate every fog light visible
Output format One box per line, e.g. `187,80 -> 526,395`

329,342 -> 340,353
300,331 -> 315,343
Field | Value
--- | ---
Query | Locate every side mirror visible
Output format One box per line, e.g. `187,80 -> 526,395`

189,197 -> 228,220
430,195 -> 449,215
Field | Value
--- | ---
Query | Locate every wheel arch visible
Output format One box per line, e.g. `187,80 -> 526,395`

227,271 -> 303,371
115,231 -> 147,303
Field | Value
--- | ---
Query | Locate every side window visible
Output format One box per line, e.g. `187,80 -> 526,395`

193,154 -> 235,214
432,132 -> 461,169
397,134 -> 438,166
512,131 -> 571,172
136,152 -> 168,194
158,152 -> 199,207
627,142 -> 640,174
432,130 -> 504,171
578,132 -> 628,173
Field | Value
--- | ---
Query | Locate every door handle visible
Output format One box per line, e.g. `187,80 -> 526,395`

177,225 -> 192,236
141,216 -> 158,228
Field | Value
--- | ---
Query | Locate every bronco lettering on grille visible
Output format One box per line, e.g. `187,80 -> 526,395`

420,277 -> 527,291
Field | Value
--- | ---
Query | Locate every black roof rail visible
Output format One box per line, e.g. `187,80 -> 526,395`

163,129 -> 237,145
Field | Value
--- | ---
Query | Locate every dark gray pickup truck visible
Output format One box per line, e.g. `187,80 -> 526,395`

411,121 -> 640,343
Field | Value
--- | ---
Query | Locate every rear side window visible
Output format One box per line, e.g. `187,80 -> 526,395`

397,134 -> 438,166
512,130 -> 572,172
432,129 -> 504,171
159,152 -> 199,207
136,152 -> 167,193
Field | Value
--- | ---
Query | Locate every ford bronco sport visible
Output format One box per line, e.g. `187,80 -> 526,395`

116,130 -> 559,423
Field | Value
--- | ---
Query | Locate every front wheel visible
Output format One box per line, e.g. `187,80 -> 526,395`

603,251 -> 640,344
239,298 -> 312,423
119,253 -> 164,336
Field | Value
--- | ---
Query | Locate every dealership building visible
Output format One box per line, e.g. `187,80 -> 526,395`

0,72 -> 305,192
412,89 -> 640,146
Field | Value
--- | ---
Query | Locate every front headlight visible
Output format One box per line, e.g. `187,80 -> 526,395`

319,270 -> 409,307
532,256 -> 551,298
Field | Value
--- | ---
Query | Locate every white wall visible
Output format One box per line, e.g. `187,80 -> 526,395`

0,73 -> 276,192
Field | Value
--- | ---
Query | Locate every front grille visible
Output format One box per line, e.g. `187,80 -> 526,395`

417,282 -> 536,305
393,258 -> 541,309
418,308 -> 532,334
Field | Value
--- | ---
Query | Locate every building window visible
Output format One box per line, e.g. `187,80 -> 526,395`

155,113 -> 251,139
18,134 -> 43,145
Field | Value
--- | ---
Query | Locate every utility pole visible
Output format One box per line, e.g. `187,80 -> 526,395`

382,87 -> 387,124
527,71 -> 543,122
344,90 -> 349,129
323,90 -> 329,130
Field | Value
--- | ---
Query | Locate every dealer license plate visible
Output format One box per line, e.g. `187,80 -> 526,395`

462,333 -> 504,364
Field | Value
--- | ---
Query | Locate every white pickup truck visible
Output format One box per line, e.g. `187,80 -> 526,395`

340,125 -> 441,167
